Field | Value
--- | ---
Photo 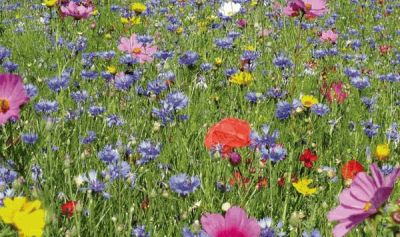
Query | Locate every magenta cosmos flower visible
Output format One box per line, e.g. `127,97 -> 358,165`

320,30 -> 338,43
0,74 -> 30,125
326,82 -> 347,103
60,1 -> 94,20
328,163 -> 400,237
201,206 -> 260,237
118,34 -> 158,64
284,0 -> 329,17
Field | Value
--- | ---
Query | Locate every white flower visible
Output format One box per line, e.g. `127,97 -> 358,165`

218,2 -> 241,17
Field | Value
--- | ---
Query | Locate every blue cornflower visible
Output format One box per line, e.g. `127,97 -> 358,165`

224,68 -> 239,77
34,100 -> 59,113
179,51 -> 199,66
386,123 -> 399,142
343,67 -> 360,78
2,61 -> 19,72
81,171 -> 110,199
272,56 -> 293,69
31,164 -> 43,183
21,133 -> 38,145
152,50 -> 174,60
259,217 -> 286,237
350,76 -> 370,90
158,70 -> 175,81
98,145 -> 120,164
361,96 -> 376,113
200,63 -> 213,71
115,74 -> 136,91
88,106 -> 106,117
311,103 -> 330,116
169,173 -> 200,196
250,125 -> 279,150
46,76 -> 69,92
0,46 -> 11,60
182,226 -> 211,237
147,79 -> 168,95
120,54 -> 139,65
361,119 -> 381,137
101,71 -> 114,80
245,92 -> 265,103
81,70 -> 98,80
241,50 -> 260,61
351,39 -> 362,50
165,91 -> 189,110
275,100 -> 300,120
79,131 -> 97,144
105,114 -> 124,127
261,145 -> 287,162
24,84 -> 38,99
66,37 -> 87,52
71,90 -> 88,103
227,31 -> 241,38
386,73 -> 400,83
216,181 -> 231,192
302,229 -> 322,237
329,47 -> 338,55
313,49 -> 328,59
106,161 -> 131,181
136,141 -> 162,165
98,50 -> 116,60
265,87 -> 287,99
380,164 -> 396,176
131,226 -> 150,237
152,101 -> 175,124
373,25 -> 384,32
137,35 -> 153,46
0,167 -> 18,184
214,37 -> 233,49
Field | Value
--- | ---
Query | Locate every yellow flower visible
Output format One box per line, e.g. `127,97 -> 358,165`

175,27 -> 183,34
246,46 -> 255,51
15,14 -> 20,19
0,197 -> 46,237
120,18 -> 129,24
91,10 -> 99,16
43,0 -> 57,7
129,16 -> 141,25
107,65 -> 117,74
215,57 -> 223,67
292,178 -> 317,196
105,33 -> 112,39
132,3 -> 146,13
230,71 -> 254,86
250,1 -> 258,6
374,143 -> 390,161
301,95 -> 318,108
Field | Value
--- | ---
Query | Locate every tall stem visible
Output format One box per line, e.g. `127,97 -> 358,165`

290,14 -> 304,96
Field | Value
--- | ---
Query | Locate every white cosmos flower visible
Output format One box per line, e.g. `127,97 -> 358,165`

218,2 -> 242,17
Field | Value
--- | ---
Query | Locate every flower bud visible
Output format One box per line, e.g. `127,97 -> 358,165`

229,152 -> 241,165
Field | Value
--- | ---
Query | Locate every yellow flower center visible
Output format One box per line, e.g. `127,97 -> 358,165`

0,98 -> 10,113
227,11 -> 233,16
305,4 -> 312,10
363,202 -> 372,212
133,48 -> 142,54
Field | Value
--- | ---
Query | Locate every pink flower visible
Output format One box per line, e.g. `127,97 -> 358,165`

320,30 -> 338,43
257,29 -> 273,37
118,34 -> 158,64
60,1 -> 94,19
237,19 -> 247,28
0,74 -> 30,125
326,82 -> 347,103
294,0 -> 329,17
328,163 -> 400,237
283,2 -> 300,17
201,206 -> 260,237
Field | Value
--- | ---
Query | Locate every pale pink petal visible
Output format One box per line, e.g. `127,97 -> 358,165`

224,207 -> 250,231
331,216 -> 366,237
385,167 -> 400,188
351,173 -> 376,198
339,189 -> 366,209
327,205 -> 364,222
370,163 -> 384,188
201,213 -> 226,236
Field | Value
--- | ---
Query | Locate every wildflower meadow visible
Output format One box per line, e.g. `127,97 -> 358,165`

1,0 -> 400,236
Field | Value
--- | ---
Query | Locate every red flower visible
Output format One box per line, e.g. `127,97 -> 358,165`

278,174 -> 285,186
204,118 -> 251,159
341,160 -> 364,181
62,201 -> 77,217
299,149 -> 318,168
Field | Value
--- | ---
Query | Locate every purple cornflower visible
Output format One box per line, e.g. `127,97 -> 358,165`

169,173 -> 200,196
24,84 -> 38,99
120,54 -> 139,65
351,39 -> 362,50
66,37 -> 87,52
98,145 -> 120,164
71,90 -> 88,103
0,46 -> 11,60
261,145 -> 287,162
182,226 -> 211,237
216,181 -> 231,192
179,51 -> 199,66
79,131 -> 96,144
361,96 -> 376,113
88,106 -> 106,117
386,123 -> 399,142
2,61 -> 19,72
34,100 -> 59,113
302,229 -> 322,237
265,87 -> 287,99
380,164 -> 396,176
361,118 -> 381,137
245,92 -> 265,103
115,74 -> 136,91
259,217 -> 286,237
0,167 -> 18,184
227,31 -> 241,38
46,76 -> 69,92
214,38 -> 233,49
311,103 -> 330,116
250,125 -> 279,150
132,226 -> 150,237
81,70 -> 98,80
21,133 -> 38,144
224,68 -> 239,77
147,79 -> 168,95
241,50 -> 260,61
81,171 -> 110,199
136,141 -> 162,165
272,56 -> 293,69
275,100 -> 300,120
200,63 -> 213,71
350,76 -> 371,90
152,101 -> 174,124
343,67 -> 360,78
105,114 -> 124,127
98,50 -> 116,60
31,164 -> 43,183
106,161 -> 131,181
165,91 -> 189,110
152,50 -> 174,60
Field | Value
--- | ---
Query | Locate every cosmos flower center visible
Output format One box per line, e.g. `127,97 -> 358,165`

227,11 -> 233,16
305,4 -> 312,10
0,98 -> 10,113
363,202 -> 372,212
133,47 -> 142,54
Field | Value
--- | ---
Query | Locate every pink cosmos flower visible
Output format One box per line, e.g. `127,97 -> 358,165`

326,82 -> 347,103
0,74 -> 30,125
60,1 -> 94,20
283,2 -> 300,17
294,0 -> 329,17
328,163 -> 400,237
320,30 -> 338,43
118,34 -> 158,64
201,206 -> 261,237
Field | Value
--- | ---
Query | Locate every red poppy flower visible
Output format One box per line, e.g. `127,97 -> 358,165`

204,117 -> 251,159
62,201 -> 77,217
278,174 -> 285,186
299,149 -> 318,168
341,160 -> 364,181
